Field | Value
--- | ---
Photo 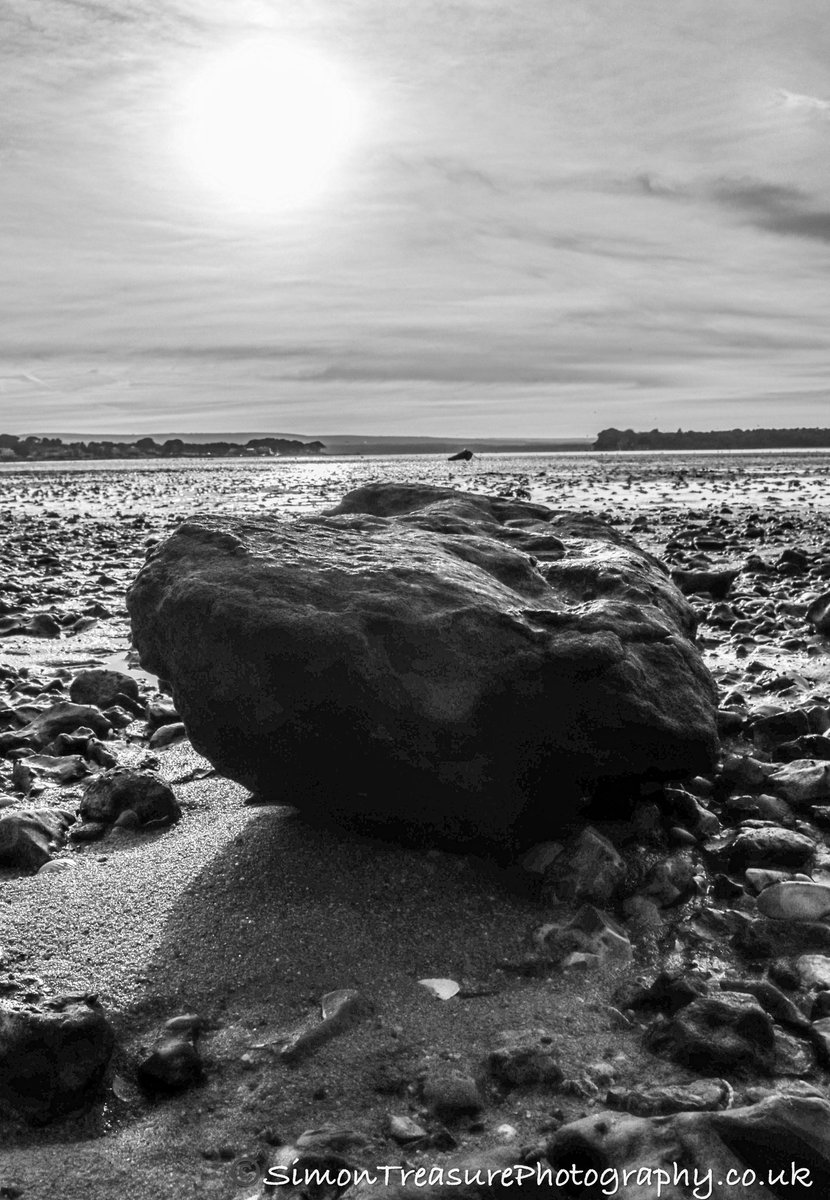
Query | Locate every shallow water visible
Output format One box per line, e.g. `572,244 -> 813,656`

2,448 -> 830,521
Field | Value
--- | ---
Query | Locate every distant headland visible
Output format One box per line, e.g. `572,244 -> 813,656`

0,433 -> 593,461
7,428 -> 830,461
0,433 -> 326,461
594,427 -> 830,451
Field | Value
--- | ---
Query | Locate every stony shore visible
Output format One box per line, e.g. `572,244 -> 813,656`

1,451 -> 830,1199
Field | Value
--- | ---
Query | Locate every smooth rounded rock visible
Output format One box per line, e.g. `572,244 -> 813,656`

757,880 -> 830,922
69,668 -> 139,710
137,1036 -> 202,1093
797,955 -> 830,990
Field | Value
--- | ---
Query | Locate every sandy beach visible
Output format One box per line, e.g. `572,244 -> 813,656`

0,451 -> 829,1198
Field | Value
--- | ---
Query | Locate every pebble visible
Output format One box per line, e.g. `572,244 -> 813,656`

542,826 -> 625,904
37,858 -> 77,875
756,880 -> 830,921
388,1114 -> 427,1142
137,1035 -> 203,1094
485,1029 -> 562,1088
149,721 -> 187,748
422,1070 -> 483,1119
728,825 -> 815,870
69,668 -> 139,710
79,767 -> 180,827
798,955 -> 830,989
0,808 -> 75,871
770,760 -> 830,805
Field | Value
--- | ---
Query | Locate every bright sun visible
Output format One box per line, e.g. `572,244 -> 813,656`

180,40 -> 365,211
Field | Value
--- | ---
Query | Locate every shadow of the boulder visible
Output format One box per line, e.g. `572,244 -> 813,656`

135,806 -> 542,1020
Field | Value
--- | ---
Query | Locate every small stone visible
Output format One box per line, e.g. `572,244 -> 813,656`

647,992 -> 776,1074
320,989 -> 365,1021
486,1029 -> 562,1088
744,869 -> 799,894
422,1070 -> 483,1120
37,858 -> 76,875
622,895 -> 663,931
163,1013 -> 202,1036
535,905 -> 632,969
27,612 -> 62,638
774,1029 -> 815,1077
80,768 -> 180,827
756,880 -> 830,922
11,701 -> 111,749
607,1078 -> 731,1117
728,826 -> 815,870
280,989 -> 370,1063
807,591 -> 830,636
418,978 -> 460,1001
543,826 -> 625,904
717,978 -> 810,1034
771,760 -> 830,806
149,722 -> 187,748
69,669 -> 139,710
0,809 -> 74,871
137,1036 -> 202,1093
294,1126 -> 369,1153
145,699 -> 181,731
662,787 -> 720,836
668,825 -> 697,846
69,821 -> 108,843
387,1114 -> 427,1143
720,753 -> 774,788
643,854 -> 695,906
797,955 -> 830,990
12,753 -> 89,793
752,710 -> 811,751
495,1123 -> 518,1142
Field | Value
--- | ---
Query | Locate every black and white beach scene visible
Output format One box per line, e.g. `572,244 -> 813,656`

2,3 -> 830,1198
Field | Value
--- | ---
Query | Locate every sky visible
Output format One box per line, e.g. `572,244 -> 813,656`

1,0 -> 829,438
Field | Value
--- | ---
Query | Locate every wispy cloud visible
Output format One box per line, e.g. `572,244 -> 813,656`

1,0 -> 830,434
777,88 -> 830,114
710,180 -> 830,243
634,174 -> 830,246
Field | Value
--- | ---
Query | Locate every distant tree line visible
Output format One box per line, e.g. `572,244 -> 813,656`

594,427 -> 830,451
0,434 -> 326,461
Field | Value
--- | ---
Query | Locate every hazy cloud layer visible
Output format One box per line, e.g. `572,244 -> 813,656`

1,0 -> 829,435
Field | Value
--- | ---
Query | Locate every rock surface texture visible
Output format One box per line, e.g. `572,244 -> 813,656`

127,483 -> 718,844
0,994 -> 114,1123
547,1094 -> 830,1200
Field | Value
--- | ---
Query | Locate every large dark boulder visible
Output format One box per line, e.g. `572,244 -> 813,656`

127,483 -> 718,845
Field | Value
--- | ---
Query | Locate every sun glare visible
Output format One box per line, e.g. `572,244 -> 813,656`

179,39 -> 365,211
